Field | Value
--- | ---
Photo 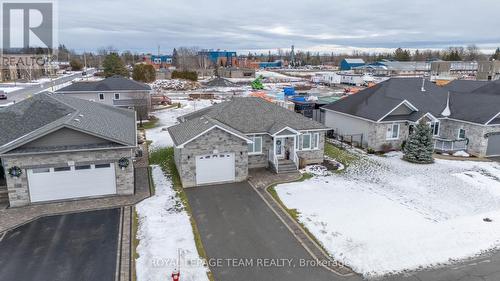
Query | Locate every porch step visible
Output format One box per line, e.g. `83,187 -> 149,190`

277,160 -> 298,173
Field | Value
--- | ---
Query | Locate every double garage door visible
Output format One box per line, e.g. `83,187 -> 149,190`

487,134 -> 500,157
195,153 -> 235,185
27,163 -> 116,203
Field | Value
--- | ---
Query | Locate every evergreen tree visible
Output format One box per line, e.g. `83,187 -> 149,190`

403,121 -> 434,164
394,48 -> 411,61
102,53 -> 128,77
172,48 -> 179,67
492,48 -> 500,60
132,64 -> 156,83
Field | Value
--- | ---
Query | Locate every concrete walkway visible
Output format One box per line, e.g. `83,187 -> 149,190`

248,168 -> 354,276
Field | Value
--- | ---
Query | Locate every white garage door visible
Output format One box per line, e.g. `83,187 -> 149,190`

487,134 -> 500,156
195,153 -> 235,185
28,163 -> 116,203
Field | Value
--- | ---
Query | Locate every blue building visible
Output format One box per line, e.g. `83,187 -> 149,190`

258,61 -> 282,68
198,50 -> 237,67
150,55 -> 172,65
340,58 -> 365,71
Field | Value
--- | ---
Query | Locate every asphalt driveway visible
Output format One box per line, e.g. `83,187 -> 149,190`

0,208 -> 120,281
186,182 -> 359,281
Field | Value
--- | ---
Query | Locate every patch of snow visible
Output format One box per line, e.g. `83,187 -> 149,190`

453,150 -> 470,157
302,165 -> 330,176
146,99 -> 216,149
151,79 -> 199,91
135,166 -> 209,281
0,86 -> 23,93
275,154 -> 500,277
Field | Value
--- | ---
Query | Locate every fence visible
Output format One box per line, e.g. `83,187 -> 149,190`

327,130 -> 365,148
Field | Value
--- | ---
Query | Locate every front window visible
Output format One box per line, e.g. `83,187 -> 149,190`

430,121 -> 440,136
114,93 -> 120,100
98,93 -> 105,100
458,129 -> 466,139
386,123 -> 400,140
312,133 -> 320,149
301,134 -> 312,150
247,135 -> 262,155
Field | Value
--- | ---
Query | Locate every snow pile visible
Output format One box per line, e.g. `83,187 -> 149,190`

146,99 -> 216,148
136,166 -> 209,281
276,154 -> 500,277
151,79 -> 199,91
256,70 -> 304,82
453,150 -> 470,157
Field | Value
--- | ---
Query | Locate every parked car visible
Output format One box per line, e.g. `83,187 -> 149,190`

0,91 -> 7,100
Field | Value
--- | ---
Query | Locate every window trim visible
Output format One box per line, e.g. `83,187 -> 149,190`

458,128 -> 466,139
247,135 -> 263,155
98,93 -> 105,100
430,121 -> 440,136
301,133 -> 312,150
386,123 -> 400,140
114,93 -> 120,100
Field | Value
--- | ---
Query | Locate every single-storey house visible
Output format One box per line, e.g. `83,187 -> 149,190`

55,75 -> 152,121
0,93 -> 137,207
168,97 -> 329,187
322,78 -> 500,157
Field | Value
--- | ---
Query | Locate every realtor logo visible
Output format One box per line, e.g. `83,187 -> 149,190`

1,1 -> 56,51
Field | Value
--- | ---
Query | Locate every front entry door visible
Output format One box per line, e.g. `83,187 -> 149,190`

275,137 -> 285,159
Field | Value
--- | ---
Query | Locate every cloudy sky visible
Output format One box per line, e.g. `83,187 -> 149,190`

59,0 -> 500,54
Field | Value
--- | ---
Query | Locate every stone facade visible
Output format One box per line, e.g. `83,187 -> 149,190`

247,134 -> 272,169
440,119 -> 500,157
1,148 -> 135,207
296,131 -> 326,165
175,127 -> 248,188
369,122 -> 411,151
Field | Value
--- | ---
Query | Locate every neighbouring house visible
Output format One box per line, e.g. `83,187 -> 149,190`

477,61 -> 500,81
55,75 -> 152,121
168,97 -> 329,187
339,58 -> 365,71
322,78 -> 500,157
0,93 -> 137,207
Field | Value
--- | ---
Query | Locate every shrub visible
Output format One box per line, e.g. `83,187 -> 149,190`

172,70 -> 198,81
380,143 -> 393,153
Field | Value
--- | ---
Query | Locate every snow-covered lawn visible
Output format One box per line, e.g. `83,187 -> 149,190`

146,99 -> 216,149
135,166 -> 209,281
275,152 -> 500,277
0,86 -> 23,93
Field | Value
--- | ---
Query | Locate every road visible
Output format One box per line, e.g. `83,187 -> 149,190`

0,69 -> 96,106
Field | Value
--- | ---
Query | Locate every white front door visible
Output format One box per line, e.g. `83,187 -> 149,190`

195,153 -> 235,185
28,163 -> 117,203
275,137 -> 285,159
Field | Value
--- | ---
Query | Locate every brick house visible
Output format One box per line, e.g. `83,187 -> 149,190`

167,97 -> 329,187
322,78 -> 500,157
0,93 -> 137,207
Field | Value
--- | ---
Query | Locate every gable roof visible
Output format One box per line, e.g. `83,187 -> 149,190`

168,97 -> 328,146
55,75 -> 151,93
443,80 -> 489,92
323,78 -> 448,122
343,58 -> 365,64
0,92 -> 137,154
323,78 -> 500,125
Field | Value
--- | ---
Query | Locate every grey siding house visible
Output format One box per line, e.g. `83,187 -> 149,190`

322,78 -> 500,157
55,75 -> 152,121
168,97 -> 329,188
0,93 -> 137,207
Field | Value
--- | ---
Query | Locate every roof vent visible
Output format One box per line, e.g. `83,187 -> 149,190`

78,114 -> 84,117
73,118 -> 81,122
441,92 -> 451,117
421,78 -> 426,92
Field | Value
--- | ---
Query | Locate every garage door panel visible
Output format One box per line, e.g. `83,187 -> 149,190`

487,135 -> 500,157
196,153 -> 235,185
28,164 -> 116,203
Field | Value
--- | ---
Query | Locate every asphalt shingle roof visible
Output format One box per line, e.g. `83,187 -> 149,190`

323,78 -> 500,125
168,97 -> 327,146
56,75 -> 151,92
0,92 -> 136,153
323,78 -> 448,122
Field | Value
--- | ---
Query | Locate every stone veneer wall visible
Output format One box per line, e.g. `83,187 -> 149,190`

2,148 -> 135,207
296,131 -> 326,165
248,134 -> 272,169
368,122 -> 410,151
176,127 -> 248,188
440,119 -> 500,157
